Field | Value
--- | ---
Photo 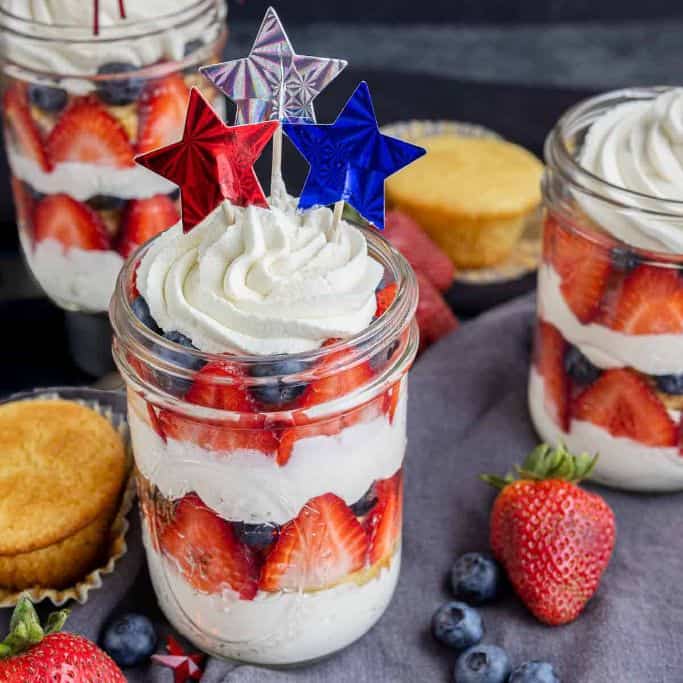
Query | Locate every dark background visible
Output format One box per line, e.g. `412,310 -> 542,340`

234,0 -> 682,23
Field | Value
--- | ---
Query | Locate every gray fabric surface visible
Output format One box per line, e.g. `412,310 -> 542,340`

3,293 -> 682,682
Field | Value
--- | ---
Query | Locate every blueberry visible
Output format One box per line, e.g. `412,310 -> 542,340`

249,358 -> 309,407
155,330 -> 205,395
25,183 -> 45,202
349,485 -> 378,516
131,296 -> 161,334
183,38 -> 205,57
655,373 -> 683,395
509,661 -> 560,683
450,553 -> 502,605
101,613 -> 157,668
564,347 -> 601,385
369,339 -> 400,372
454,645 -> 511,683
233,521 -> 279,550
96,62 -> 144,105
432,602 -> 483,652
88,195 -> 127,211
611,246 -> 640,272
28,83 -> 67,113
168,187 -> 181,201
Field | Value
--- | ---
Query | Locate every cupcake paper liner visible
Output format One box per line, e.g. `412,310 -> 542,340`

381,119 -> 543,284
0,388 -> 135,607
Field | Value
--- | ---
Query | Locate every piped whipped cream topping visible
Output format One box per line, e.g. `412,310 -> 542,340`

578,88 -> 683,253
137,200 -> 385,355
0,0 -> 225,86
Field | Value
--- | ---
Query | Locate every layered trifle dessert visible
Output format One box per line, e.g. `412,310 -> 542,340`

530,87 -> 683,491
111,199 -> 419,664
0,0 -> 226,311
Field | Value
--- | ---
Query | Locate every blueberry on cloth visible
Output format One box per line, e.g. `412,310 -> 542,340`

453,644 -> 511,683
96,62 -> 145,105
249,358 -> 309,407
564,346 -> 601,385
509,661 -> 560,683
432,602 -> 484,652
101,613 -> 157,668
450,552 -> 502,605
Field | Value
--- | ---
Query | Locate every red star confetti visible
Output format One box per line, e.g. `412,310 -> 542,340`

151,635 -> 204,683
136,87 -> 278,232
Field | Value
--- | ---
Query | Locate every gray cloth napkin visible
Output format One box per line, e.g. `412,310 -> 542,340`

3,293 -> 682,682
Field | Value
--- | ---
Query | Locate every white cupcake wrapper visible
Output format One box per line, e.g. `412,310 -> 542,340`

0,388 -> 135,607
380,119 -> 543,284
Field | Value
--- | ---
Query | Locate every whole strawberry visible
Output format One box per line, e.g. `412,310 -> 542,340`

0,598 -> 125,682
483,444 -> 616,626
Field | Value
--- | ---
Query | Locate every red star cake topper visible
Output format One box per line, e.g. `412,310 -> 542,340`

92,0 -> 126,35
136,88 -> 278,232
151,635 -> 204,683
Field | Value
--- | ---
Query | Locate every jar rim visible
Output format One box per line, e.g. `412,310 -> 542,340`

546,85 -> 683,217
110,221 -> 420,417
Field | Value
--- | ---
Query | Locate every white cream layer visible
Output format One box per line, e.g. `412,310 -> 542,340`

129,385 -> 408,526
529,367 -> 683,491
8,148 -> 176,201
20,232 -> 122,312
538,264 -> 683,375
1,0 -> 226,94
138,200 -> 384,355
144,523 -> 400,666
578,89 -> 683,253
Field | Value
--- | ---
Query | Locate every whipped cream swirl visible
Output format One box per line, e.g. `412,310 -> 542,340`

579,88 -> 683,252
137,200 -> 385,355
0,0 -> 225,89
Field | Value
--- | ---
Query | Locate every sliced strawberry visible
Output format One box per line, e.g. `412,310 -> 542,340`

33,194 -> 111,251
610,266 -> 683,334
3,85 -> 51,171
10,177 -> 34,228
259,493 -> 368,592
384,210 -> 455,292
365,471 -> 403,566
573,368 -> 677,447
117,195 -> 179,257
383,381 -> 402,424
375,282 -> 398,318
549,216 -> 613,323
147,403 -> 167,443
158,361 -> 279,454
137,74 -> 189,153
275,349 -> 375,464
415,271 -> 459,351
46,97 -> 134,168
160,493 -> 259,599
535,321 -> 569,431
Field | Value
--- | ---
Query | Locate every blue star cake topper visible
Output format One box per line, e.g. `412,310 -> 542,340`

283,81 -> 426,229
200,6 -> 347,124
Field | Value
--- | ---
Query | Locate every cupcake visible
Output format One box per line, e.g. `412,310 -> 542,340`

0,398 -> 128,591
386,131 -> 543,268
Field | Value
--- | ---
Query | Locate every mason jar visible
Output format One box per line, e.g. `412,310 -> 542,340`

110,226 -> 419,665
0,1 -> 227,314
531,86 -> 683,492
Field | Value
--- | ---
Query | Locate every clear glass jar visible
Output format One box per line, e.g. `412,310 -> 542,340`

531,86 -> 683,492
110,227 -> 419,666
0,1 -> 227,313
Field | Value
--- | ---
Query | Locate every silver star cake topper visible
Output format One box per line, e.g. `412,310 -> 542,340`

200,6 -> 347,124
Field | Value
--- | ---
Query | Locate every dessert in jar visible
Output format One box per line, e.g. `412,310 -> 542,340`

111,200 -> 419,665
0,0 -> 227,312
530,86 -> 683,491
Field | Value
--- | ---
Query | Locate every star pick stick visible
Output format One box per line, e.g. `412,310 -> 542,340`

283,81 -> 426,234
201,6 -> 347,206
136,88 -> 278,232
152,635 -> 204,683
